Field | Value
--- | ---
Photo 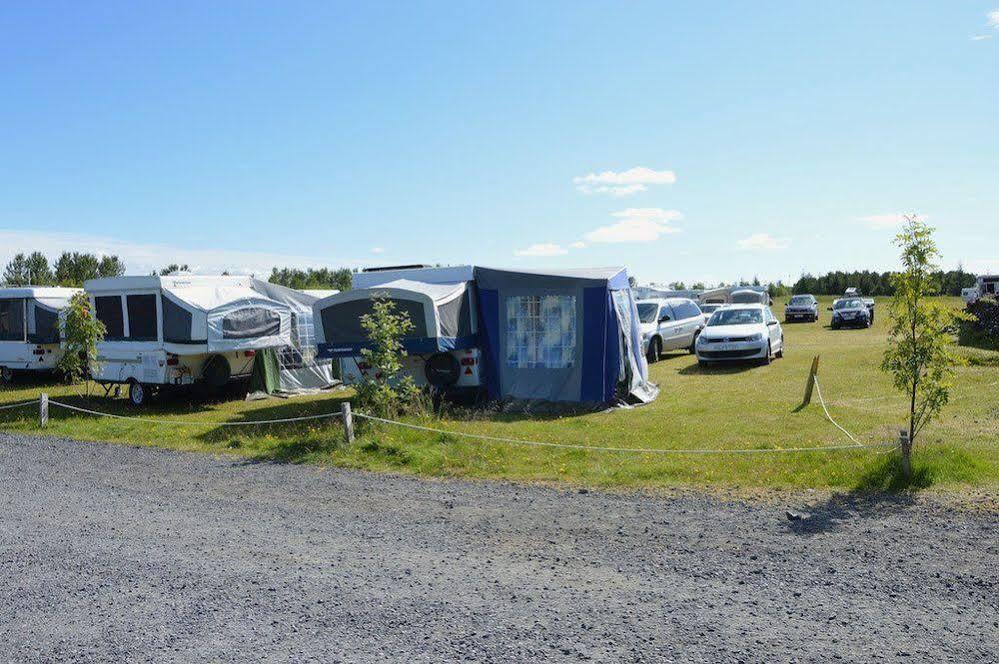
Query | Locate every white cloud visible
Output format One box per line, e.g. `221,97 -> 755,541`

573,167 -> 676,196
971,34 -> 993,41
583,208 -> 682,244
857,213 -> 926,230
989,9 -> 999,28
515,243 -> 569,257
0,229 -> 355,276
371,247 -> 385,254
569,241 -> 587,249
737,233 -> 791,251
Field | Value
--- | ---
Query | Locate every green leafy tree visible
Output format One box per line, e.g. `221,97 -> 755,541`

54,252 -> 101,286
159,263 -> 190,276
97,255 -> 126,278
354,296 -> 422,419
3,253 -> 31,286
881,217 -> 966,478
25,252 -> 55,285
57,292 -> 106,383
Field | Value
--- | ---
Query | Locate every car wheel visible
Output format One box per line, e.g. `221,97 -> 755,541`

688,333 -> 699,354
698,359 -> 710,368
0,366 -> 14,384
646,337 -> 661,364
776,336 -> 784,358
762,343 -> 772,365
128,380 -> 149,407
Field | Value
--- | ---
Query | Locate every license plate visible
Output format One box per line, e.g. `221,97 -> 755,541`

717,343 -> 736,351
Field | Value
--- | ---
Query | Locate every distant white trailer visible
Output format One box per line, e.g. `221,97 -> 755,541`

0,287 -> 79,383
84,275 -> 304,405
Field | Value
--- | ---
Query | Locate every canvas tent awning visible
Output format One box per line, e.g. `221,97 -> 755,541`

315,279 -> 477,358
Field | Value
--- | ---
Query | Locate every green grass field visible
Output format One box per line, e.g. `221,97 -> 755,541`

1,296 -> 996,491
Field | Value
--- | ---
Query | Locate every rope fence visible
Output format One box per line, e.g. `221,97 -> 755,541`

0,378 -> 900,456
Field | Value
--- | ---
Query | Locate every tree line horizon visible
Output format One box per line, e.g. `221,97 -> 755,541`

1,250 -> 979,297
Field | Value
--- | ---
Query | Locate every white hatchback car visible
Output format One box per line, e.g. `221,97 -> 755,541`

636,298 -> 705,362
695,304 -> 784,366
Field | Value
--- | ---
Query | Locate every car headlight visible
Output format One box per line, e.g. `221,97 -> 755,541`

749,333 -> 764,342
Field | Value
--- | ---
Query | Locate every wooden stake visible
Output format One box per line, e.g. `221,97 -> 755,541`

39,393 -> 48,428
341,402 -> 354,444
802,355 -> 820,406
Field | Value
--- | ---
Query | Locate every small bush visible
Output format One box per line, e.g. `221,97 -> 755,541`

966,295 -> 999,338
57,292 -> 105,383
353,296 -> 427,419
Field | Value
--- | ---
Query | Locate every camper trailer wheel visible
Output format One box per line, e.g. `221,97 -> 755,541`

424,352 -> 460,388
0,366 -> 14,384
128,380 -> 150,407
202,355 -> 232,390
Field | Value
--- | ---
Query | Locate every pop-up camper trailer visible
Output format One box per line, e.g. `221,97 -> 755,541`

314,266 -> 481,392
84,275 -> 335,405
0,287 -> 79,383
474,267 -> 658,405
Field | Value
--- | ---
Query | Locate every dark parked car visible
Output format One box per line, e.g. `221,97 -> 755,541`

784,294 -> 818,322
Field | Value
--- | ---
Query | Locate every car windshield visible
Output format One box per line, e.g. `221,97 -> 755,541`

708,308 -> 763,326
637,303 -> 659,323
789,296 -> 812,304
834,299 -> 864,309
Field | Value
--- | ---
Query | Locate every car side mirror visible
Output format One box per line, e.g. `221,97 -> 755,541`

659,315 -> 671,322
767,320 -> 778,326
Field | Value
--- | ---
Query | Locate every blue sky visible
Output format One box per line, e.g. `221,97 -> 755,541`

1,2 -> 996,285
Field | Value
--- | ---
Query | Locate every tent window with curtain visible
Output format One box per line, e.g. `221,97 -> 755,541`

505,295 -> 576,369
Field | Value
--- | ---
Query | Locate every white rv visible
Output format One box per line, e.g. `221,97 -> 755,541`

0,287 -> 79,383
85,275 -> 333,405
314,266 -> 481,394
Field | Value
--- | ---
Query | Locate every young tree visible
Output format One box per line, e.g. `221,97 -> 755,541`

57,291 -> 106,383
159,263 -> 190,276
25,252 -> 55,285
354,297 -> 422,419
881,217 -> 965,478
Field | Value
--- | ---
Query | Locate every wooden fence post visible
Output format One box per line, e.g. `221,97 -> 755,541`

802,355 -> 820,406
39,393 -> 48,428
341,402 -> 354,444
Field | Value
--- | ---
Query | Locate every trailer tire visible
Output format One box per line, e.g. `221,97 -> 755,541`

0,366 -> 14,384
128,380 -> 150,407
202,355 -> 232,390
424,352 -> 460,388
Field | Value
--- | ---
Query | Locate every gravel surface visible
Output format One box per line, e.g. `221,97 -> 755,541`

1,433 -> 996,663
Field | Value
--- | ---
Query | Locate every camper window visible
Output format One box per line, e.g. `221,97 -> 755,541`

162,295 -> 194,343
29,304 -> 60,344
505,295 -> 576,369
0,299 -> 25,342
222,307 -> 281,339
95,296 -> 125,340
126,295 -> 158,341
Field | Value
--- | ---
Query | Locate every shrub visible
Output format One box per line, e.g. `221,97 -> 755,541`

353,296 -> 425,419
966,295 -> 999,338
57,292 -> 105,383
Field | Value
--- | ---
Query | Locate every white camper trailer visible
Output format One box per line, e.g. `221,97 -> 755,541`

85,275 -> 334,405
0,287 -> 79,382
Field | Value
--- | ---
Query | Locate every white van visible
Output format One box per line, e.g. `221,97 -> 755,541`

636,297 -> 705,362
85,275 -> 307,405
0,287 -> 79,383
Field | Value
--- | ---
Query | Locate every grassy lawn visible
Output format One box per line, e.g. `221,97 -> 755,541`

1,296 -> 996,491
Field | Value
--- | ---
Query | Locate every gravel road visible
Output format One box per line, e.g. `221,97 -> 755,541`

1,433 -> 996,663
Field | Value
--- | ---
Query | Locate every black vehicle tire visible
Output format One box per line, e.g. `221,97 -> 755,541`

424,352 -> 460,388
128,380 -> 150,407
0,366 -> 14,384
762,343 -> 772,365
647,337 -> 662,364
201,355 -> 232,390
776,336 -> 784,358
688,332 -> 699,354
698,359 -> 711,368
831,322 -> 840,330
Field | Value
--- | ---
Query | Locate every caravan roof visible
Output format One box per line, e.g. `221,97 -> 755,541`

0,286 -> 79,301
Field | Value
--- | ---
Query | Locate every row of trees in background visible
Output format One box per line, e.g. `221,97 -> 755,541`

791,268 -> 975,297
268,267 -> 354,292
2,252 -> 126,287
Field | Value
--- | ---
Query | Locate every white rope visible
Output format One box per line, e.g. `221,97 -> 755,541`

812,376 -> 864,447
0,399 -> 40,412
353,412 -> 891,455
46,400 -> 343,427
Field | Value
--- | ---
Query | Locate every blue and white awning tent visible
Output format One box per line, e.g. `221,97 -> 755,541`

313,265 -> 658,406
474,266 -> 657,405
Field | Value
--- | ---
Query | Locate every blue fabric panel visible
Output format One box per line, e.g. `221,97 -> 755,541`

475,287 -> 502,399
317,335 -> 477,359
580,286 -> 609,402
